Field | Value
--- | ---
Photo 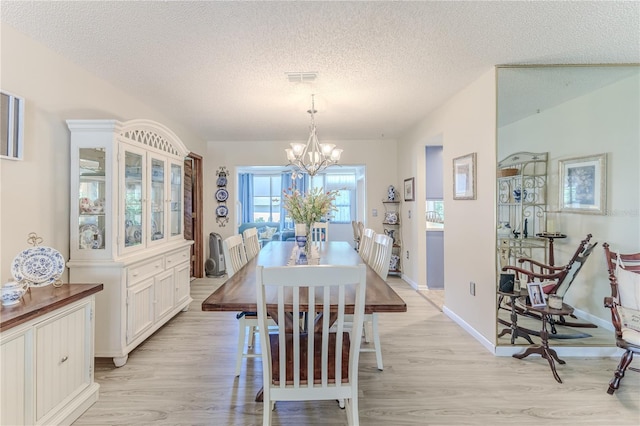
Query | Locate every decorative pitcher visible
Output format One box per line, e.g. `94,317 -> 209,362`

384,229 -> 395,244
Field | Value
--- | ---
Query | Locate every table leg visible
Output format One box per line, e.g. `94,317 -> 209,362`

513,313 -> 564,383
548,237 -> 555,266
498,296 -> 534,344
538,317 -> 565,383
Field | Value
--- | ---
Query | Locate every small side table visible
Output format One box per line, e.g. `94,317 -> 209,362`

497,290 -> 534,345
536,233 -> 567,266
513,298 -> 574,383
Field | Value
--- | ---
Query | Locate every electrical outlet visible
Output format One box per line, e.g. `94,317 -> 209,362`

408,210 -> 411,218
470,281 -> 476,296
372,208 -> 378,217
406,250 -> 409,260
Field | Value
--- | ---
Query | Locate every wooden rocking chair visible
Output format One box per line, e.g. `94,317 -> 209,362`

501,234 -> 598,335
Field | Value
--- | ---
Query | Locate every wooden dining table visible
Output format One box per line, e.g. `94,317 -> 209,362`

202,241 -> 407,402
201,241 -> 407,315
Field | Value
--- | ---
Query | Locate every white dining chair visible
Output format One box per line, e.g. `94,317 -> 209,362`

243,227 -> 261,260
310,221 -> 329,242
222,234 -> 248,278
358,228 -> 375,264
223,234 -> 260,376
351,221 -> 360,250
369,233 -> 393,280
256,264 -> 366,426
361,233 -> 393,370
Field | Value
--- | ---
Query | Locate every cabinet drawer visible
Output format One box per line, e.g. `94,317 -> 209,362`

127,257 -> 164,285
166,248 -> 190,267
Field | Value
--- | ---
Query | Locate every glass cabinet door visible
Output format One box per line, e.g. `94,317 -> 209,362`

124,150 -> 144,249
78,148 -> 106,250
170,162 -> 182,237
150,157 -> 166,242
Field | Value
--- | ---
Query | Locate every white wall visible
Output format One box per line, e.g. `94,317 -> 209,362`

397,69 -> 498,345
0,25 -> 206,284
204,140 -> 398,242
498,73 -> 640,321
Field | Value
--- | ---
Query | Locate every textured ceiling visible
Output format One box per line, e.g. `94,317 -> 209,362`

2,1 -> 639,141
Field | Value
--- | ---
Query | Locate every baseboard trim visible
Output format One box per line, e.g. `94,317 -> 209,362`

443,305 -> 622,358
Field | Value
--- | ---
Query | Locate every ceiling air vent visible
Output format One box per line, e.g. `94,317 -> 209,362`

286,72 -> 318,83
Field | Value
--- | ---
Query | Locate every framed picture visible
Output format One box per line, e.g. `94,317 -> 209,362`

559,153 -> 607,214
453,153 -> 476,200
403,177 -> 415,201
1,90 -> 25,160
527,282 -> 546,307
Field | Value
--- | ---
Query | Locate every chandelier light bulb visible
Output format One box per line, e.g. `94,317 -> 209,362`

320,143 -> 335,155
290,143 -> 305,156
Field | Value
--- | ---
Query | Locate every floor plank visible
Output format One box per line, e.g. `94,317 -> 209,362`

75,276 -> 640,425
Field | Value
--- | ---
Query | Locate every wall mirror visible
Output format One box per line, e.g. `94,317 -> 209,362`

495,64 -> 640,347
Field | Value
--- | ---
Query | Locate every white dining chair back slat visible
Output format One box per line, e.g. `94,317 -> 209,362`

243,227 -> 261,260
310,221 -> 329,242
358,228 -> 375,264
369,233 -> 393,281
222,234 -> 248,278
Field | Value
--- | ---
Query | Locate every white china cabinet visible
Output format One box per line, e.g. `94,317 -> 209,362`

67,119 -> 193,367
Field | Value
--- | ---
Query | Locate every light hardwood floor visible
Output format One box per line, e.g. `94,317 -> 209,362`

75,277 -> 639,425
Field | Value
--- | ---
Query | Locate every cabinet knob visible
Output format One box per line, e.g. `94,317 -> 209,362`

61,355 -> 69,363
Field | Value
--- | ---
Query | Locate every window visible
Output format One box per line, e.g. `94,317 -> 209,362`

0,91 -> 24,160
426,200 -> 444,223
311,173 -> 356,224
253,175 -> 281,222
238,168 -> 359,226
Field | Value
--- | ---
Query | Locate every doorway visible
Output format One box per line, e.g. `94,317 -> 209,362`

185,153 -> 204,278
425,143 -> 444,289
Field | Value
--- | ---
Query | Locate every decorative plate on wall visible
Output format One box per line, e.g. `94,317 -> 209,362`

215,188 -> 229,202
216,166 -> 230,227
216,205 -> 228,217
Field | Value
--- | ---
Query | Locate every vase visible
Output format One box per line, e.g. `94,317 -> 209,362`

513,187 -> 527,203
294,223 -> 307,237
295,234 -> 308,264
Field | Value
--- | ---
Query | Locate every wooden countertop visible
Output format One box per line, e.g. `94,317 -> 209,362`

1,283 -> 103,332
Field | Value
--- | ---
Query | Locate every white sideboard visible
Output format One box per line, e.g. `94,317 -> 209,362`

0,283 -> 103,425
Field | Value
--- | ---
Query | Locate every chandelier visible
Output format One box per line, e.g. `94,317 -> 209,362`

285,95 -> 342,177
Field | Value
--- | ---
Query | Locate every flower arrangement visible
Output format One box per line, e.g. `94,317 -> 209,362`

282,187 -> 339,229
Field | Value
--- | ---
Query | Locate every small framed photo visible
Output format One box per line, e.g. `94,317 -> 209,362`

559,153 -> 607,214
453,153 -> 476,200
527,282 -> 546,307
403,177 -> 415,201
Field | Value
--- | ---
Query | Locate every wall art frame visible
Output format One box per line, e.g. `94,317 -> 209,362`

453,152 -> 476,200
403,177 -> 415,201
559,153 -> 607,215
0,90 -> 25,160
